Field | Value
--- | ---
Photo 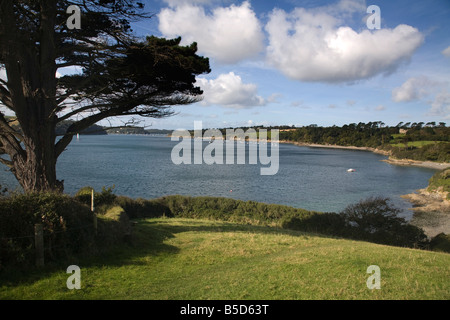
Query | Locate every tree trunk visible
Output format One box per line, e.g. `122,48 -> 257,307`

0,0 -> 61,193
12,123 -> 63,193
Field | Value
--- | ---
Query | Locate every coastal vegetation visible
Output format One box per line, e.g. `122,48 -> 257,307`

1,188 -> 445,272
1,1 -> 447,302
277,122 -> 449,163
1,217 -> 449,300
1,183 -> 448,299
164,121 -> 449,163
427,169 -> 450,200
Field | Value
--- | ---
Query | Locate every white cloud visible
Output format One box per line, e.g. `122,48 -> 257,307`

392,76 -> 450,119
391,76 -> 434,102
442,46 -> 450,58
375,105 -> 385,111
265,3 -> 424,83
196,72 -> 267,109
429,90 -> 450,119
158,1 -> 264,64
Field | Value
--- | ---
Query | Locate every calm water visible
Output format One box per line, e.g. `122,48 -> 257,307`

0,135 -> 437,218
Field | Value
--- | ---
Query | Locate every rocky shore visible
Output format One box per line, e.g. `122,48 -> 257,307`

282,140 -> 450,238
402,188 -> 450,238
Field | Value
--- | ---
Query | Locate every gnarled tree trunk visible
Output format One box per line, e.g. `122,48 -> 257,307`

0,0 -> 62,192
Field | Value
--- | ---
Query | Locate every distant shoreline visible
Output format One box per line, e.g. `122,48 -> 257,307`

280,140 -> 450,170
380,158 -> 450,170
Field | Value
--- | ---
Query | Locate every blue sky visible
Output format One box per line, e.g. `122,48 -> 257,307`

3,0 -> 447,130
127,0 -> 450,130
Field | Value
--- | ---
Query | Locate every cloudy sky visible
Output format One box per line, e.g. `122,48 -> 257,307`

3,0 -> 448,130
130,0 -> 449,130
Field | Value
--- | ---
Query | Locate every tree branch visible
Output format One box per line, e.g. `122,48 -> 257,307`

0,156 -> 13,168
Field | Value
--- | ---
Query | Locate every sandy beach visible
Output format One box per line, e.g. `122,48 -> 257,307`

381,158 -> 450,170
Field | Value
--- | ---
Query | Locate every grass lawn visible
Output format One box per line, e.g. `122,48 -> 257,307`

0,218 -> 449,300
390,140 -> 445,148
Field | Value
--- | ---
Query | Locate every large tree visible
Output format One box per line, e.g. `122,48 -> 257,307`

0,0 -> 210,192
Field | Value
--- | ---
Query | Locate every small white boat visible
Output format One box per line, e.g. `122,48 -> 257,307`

347,168 -> 355,172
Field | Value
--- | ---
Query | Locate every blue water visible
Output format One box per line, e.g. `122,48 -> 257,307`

0,135 -> 437,217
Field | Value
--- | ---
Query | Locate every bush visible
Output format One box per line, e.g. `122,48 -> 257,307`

0,191 -> 137,271
75,185 -> 117,213
339,197 -> 427,247
282,197 -> 429,248
96,206 -> 133,246
156,195 -> 317,227
114,196 -> 171,219
427,169 -> 450,200
281,212 -> 345,235
429,233 -> 450,253
388,142 -> 450,163
0,193 -> 96,270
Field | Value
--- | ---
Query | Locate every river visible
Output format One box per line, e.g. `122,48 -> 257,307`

0,135 -> 437,218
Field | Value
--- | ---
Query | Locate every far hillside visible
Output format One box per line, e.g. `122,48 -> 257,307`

4,116 -> 107,136
277,122 -> 449,163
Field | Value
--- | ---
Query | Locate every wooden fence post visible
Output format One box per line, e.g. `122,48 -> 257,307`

91,188 -> 95,212
34,223 -> 44,267
92,189 -> 97,234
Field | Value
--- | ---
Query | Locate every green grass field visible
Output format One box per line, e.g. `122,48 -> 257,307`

1,218 -> 449,300
390,140 -> 444,148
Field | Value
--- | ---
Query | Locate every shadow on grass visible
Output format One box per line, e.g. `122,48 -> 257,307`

0,217 -> 340,288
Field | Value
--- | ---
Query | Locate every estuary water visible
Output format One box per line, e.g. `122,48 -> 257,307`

0,135 -> 437,217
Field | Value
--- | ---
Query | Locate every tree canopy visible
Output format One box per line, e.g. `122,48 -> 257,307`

0,0 -> 210,192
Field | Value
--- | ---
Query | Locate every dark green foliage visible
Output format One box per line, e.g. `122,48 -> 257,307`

155,195 -> 316,226
281,212 -> 346,235
387,142 -> 450,163
115,194 -> 428,248
0,1 -> 211,193
426,169 -> 450,200
96,206 -> 133,247
279,122 -> 449,162
279,122 -> 396,148
75,186 -> 117,213
0,190 -> 433,271
339,197 -> 427,247
429,233 -> 450,253
0,190 -> 131,271
114,196 -> 172,219
283,197 -> 428,248
0,193 -> 96,270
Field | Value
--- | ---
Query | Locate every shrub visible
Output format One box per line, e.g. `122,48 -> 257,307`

427,169 -> 450,200
75,185 -> 117,213
96,206 -> 133,246
339,197 -> 427,247
0,193 -> 96,270
114,196 -> 171,219
154,195 -> 317,227
281,212 -> 346,236
429,233 -> 450,253
282,197 -> 429,248
0,191 -> 138,271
